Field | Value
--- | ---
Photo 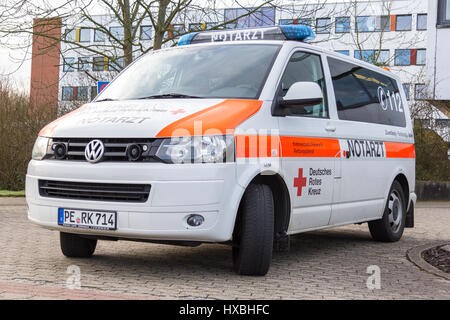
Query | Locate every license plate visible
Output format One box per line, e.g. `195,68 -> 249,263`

58,208 -> 117,230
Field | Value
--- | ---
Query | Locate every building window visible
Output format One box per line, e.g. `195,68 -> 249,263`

224,7 -> 275,28
403,84 -> 411,100
140,26 -> 152,40
438,0 -> 450,26
436,119 -> 450,127
63,57 -> 75,72
90,86 -> 98,101
78,57 -> 90,71
394,49 -> 411,66
415,84 -> 426,100
416,49 -> 426,65
356,16 -> 376,32
78,28 -> 91,42
335,17 -> 350,33
417,14 -> 427,30
63,29 -> 75,42
93,57 -> 106,71
396,15 -> 412,31
335,50 -> 350,56
108,57 -> 124,71
354,50 -> 389,65
376,16 -> 390,32
171,24 -> 185,38
109,26 -> 124,41
77,86 -> 89,101
279,19 -> 293,25
62,87 -> 74,101
316,18 -> 331,34
94,29 -> 105,42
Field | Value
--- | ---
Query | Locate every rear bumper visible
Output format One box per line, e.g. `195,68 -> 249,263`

26,160 -> 243,242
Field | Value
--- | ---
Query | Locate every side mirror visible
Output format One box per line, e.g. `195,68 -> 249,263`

280,81 -> 323,107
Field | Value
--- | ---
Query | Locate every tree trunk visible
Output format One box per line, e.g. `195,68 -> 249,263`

153,0 -> 169,50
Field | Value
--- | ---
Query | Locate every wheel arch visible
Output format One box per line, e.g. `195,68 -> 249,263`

235,172 -> 291,239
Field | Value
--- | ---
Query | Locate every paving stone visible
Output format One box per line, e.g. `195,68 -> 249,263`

0,200 -> 449,299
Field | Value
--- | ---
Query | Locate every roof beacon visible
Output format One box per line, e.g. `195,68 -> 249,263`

178,25 -> 315,46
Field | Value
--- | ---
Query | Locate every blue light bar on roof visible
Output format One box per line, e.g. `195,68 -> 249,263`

178,25 -> 315,46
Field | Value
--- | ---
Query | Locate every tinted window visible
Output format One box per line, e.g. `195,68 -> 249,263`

416,49 -> 426,65
63,57 -> 75,72
224,7 -> 275,28
336,50 -> 349,56
395,49 -> 411,66
396,15 -> 412,31
327,57 -> 406,127
140,26 -> 152,40
79,28 -> 91,42
335,17 -> 350,33
356,16 -> 376,32
417,14 -> 427,30
403,84 -> 410,100
279,52 -> 327,118
94,30 -> 105,42
316,18 -> 331,34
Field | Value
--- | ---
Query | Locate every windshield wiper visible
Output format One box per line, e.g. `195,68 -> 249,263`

137,93 -> 202,99
95,98 -> 119,102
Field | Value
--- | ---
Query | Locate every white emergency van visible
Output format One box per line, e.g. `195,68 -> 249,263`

26,25 -> 416,276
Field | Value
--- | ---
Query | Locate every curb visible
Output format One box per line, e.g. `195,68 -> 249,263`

406,242 -> 450,281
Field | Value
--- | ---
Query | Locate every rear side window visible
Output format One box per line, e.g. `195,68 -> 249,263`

327,57 -> 406,127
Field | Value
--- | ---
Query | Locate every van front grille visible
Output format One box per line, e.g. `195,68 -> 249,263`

50,138 -> 162,162
38,180 -> 151,203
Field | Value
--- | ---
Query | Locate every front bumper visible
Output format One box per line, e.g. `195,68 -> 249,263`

26,160 -> 242,242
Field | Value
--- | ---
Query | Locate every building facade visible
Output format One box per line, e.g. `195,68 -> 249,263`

29,0 -> 448,142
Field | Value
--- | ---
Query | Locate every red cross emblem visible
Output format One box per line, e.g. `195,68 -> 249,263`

293,168 -> 307,197
171,108 -> 186,115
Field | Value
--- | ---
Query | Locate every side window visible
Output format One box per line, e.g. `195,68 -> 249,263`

327,56 -> 406,127
279,51 -> 328,118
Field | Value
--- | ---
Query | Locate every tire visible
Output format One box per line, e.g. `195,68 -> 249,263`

368,180 -> 406,242
60,232 -> 97,258
232,183 -> 274,276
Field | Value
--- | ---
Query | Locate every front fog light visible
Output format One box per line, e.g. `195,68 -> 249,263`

187,214 -> 204,227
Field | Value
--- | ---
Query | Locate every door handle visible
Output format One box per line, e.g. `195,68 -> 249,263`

325,126 -> 336,132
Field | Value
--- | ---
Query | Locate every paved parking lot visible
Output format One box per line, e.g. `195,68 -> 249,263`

0,198 -> 449,299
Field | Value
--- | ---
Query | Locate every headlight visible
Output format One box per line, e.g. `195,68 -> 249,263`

31,136 -> 50,160
155,135 -> 234,164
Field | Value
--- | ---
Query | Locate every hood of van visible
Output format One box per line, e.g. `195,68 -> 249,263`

39,99 -> 263,138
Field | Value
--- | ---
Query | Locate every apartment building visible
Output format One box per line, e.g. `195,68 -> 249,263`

29,0 -> 447,140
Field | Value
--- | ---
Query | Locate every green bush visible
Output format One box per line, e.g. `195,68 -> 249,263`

0,82 -> 55,190
414,123 -> 450,182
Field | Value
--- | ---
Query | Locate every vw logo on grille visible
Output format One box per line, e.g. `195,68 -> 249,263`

84,139 -> 105,163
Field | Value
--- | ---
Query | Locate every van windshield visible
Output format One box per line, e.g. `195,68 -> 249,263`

96,44 -> 281,101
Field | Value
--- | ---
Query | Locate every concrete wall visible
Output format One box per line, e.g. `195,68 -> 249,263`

416,181 -> 450,200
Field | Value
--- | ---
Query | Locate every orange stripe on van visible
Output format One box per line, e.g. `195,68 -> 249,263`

156,99 -> 262,137
235,135 -> 281,158
385,142 -> 415,158
281,136 -> 341,158
235,135 -> 341,158
38,105 -> 87,137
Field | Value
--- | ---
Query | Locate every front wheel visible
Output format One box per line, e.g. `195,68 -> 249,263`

368,180 -> 406,242
60,232 -> 97,258
232,183 -> 274,276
